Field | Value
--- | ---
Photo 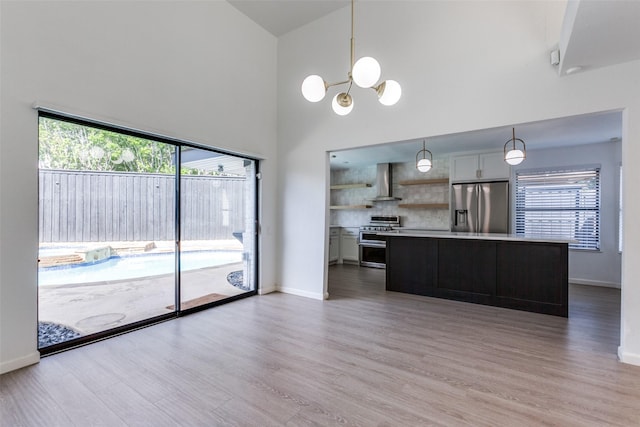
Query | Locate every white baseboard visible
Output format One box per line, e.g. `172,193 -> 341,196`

259,284 -> 277,295
569,278 -> 621,289
618,346 -> 640,366
277,286 -> 326,300
0,351 -> 40,374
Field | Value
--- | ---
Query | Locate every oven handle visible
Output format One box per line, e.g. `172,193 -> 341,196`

359,242 -> 386,248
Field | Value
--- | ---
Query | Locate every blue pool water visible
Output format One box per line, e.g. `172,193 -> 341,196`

38,250 -> 242,286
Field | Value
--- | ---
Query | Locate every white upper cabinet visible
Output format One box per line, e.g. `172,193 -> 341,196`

450,155 -> 480,182
451,152 -> 510,182
478,152 -> 511,180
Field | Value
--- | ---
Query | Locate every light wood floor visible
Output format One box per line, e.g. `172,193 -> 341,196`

2,264 -> 639,426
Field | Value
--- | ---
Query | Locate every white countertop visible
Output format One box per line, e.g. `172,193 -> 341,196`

378,229 -> 574,244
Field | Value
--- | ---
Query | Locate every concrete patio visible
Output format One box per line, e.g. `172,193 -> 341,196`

38,240 -> 250,343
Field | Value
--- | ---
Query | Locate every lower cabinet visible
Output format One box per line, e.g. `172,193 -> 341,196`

437,238 -> 495,304
329,228 -> 340,264
386,236 -> 437,295
340,227 -> 359,264
386,236 -> 568,316
495,241 -> 568,315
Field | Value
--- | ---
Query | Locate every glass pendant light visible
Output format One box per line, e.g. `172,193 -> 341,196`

416,140 -> 433,173
504,128 -> 526,165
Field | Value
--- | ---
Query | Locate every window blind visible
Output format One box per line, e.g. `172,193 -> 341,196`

515,168 -> 600,250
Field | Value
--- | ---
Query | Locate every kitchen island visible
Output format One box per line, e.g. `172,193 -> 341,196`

379,230 -> 569,317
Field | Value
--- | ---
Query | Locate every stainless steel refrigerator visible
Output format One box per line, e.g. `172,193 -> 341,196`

451,181 -> 509,233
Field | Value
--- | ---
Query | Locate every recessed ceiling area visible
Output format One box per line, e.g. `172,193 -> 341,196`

329,110 -> 622,169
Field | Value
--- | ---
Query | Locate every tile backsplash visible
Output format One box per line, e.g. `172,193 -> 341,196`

330,157 -> 450,229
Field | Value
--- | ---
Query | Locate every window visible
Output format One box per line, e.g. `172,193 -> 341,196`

515,167 -> 600,250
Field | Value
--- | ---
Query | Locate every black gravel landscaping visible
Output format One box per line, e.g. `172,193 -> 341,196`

38,321 -> 81,348
227,270 -> 249,291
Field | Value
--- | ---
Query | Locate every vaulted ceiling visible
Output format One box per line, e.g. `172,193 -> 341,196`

228,0 -> 639,168
228,0 -> 349,36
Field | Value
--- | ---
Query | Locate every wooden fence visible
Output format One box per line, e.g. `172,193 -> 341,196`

39,170 -> 246,242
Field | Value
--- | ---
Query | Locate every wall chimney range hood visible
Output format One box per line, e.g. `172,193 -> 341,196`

370,163 -> 401,201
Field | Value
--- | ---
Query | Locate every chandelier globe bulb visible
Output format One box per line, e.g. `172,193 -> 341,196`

332,93 -> 354,115
352,56 -> 381,88
301,75 -> 327,102
377,80 -> 402,106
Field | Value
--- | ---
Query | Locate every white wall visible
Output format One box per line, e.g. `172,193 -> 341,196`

512,141 -> 622,288
0,1 -> 278,373
277,1 -> 640,365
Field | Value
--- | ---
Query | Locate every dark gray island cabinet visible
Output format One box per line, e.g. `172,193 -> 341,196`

382,232 -> 569,317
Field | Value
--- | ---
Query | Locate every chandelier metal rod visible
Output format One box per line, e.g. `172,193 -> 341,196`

325,0 -> 357,90
326,79 -> 351,89
350,0 -> 355,74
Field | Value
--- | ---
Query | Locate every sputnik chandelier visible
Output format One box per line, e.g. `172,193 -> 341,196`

301,0 -> 401,115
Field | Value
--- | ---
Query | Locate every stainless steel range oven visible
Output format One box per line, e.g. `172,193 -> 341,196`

359,215 -> 400,268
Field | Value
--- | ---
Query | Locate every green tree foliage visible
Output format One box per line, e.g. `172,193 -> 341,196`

39,117 -> 177,173
39,117 -> 241,176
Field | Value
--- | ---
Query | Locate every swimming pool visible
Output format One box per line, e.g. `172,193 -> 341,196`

38,250 -> 242,286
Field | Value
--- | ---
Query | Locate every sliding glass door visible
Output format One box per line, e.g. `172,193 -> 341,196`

38,113 -> 258,352
38,115 -> 177,351
178,147 -> 257,311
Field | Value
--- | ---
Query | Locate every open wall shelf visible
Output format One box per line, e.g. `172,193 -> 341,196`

398,178 -> 449,186
330,204 -> 373,210
397,178 -> 449,209
398,203 -> 449,209
330,183 -> 372,190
